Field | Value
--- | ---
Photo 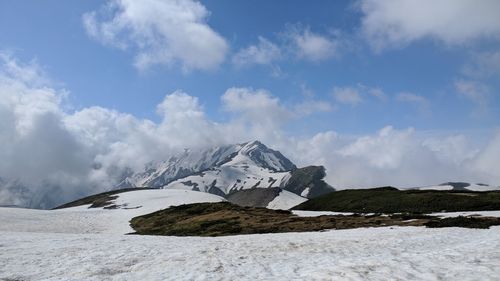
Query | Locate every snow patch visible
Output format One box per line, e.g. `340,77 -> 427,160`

430,210 -> 500,218
292,210 -> 355,217
266,190 -> 307,210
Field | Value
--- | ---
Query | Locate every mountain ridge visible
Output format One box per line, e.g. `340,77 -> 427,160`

117,140 -> 334,204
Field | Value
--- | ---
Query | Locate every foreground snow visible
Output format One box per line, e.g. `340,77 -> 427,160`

1,189 -> 500,280
1,227 -> 499,281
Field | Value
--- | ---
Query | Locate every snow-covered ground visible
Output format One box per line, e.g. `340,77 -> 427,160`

0,189 -> 225,234
1,227 -> 499,281
1,188 -> 500,280
292,210 -> 354,217
430,210 -> 500,218
266,190 -> 307,210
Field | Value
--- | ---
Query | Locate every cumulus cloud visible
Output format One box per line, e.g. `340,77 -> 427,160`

232,37 -> 282,67
285,26 -> 339,61
367,87 -> 387,101
0,56 -> 96,208
359,0 -> 500,51
332,87 -> 363,105
294,100 -> 333,116
293,83 -> 333,115
396,92 -> 429,113
83,0 -> 228,71
463,50 -> 500,79
287,126 -> 500,189
454,80 -> 490,107
331,84 -> 388,106
221,87 -> 292,140
232,25 -> 342,69
0,53 -> 232,208
471,133 -> 500,180
1,54 -> 500,208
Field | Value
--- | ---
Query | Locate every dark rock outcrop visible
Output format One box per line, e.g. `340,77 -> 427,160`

283,166 -> 334,198
226,187 -> 282,208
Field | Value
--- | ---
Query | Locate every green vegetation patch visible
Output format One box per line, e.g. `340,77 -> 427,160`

293,187 -> 500,213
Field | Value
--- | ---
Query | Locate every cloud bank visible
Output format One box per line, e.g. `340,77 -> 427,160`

1,54 -> 499,208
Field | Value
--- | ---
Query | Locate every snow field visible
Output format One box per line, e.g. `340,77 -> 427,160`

0,189 -> 225,234
1,226 -> 499,281
1,188 -> 500,280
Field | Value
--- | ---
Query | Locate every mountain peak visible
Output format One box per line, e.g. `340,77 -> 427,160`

118,141 -> 297,188
109,141 -> 333,205
243,140 -> 264,147
236,140 -> 296,172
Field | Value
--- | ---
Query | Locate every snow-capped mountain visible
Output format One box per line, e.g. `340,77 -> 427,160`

118,141 -> 295,188
118,140 -> 333,200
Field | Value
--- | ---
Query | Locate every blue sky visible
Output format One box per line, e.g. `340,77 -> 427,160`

1,0 -> 498,135
1,1 -> 500,207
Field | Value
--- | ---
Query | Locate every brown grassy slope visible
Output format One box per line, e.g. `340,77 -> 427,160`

130,202 -> 499,237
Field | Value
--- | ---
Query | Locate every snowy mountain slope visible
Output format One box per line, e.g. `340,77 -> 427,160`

119,140 -> 334,201
164,161 -> 292,195
0,189 -> 225,234
118,140 -> 296,188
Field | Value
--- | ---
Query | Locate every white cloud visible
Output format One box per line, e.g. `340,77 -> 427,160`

463,50 -> 500,79
359,0 -> 500,51
232,26 -> 342,68
156,90 -> 204,121
396,92 -> 426,103
221,87 -> 291,140
331,84 -> 387,106
368,87 -> 387,101
396,92 -> 429,113
285,26 -> 339,62
454,80 -> 490,106
293,83 -> 333,115
232,37 -> 281,67
1,54 -> 500,208
287,126 -> 499,189
83,0 -> 228,71
294,100 -> 333,116
471,132 -> 500,180
332,87 -> 363,105
339,126 -> 415,169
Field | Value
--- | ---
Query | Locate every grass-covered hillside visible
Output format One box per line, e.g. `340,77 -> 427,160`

129,202 -> 430,236
130,201 -> 500,237
292,187 -> 500,213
